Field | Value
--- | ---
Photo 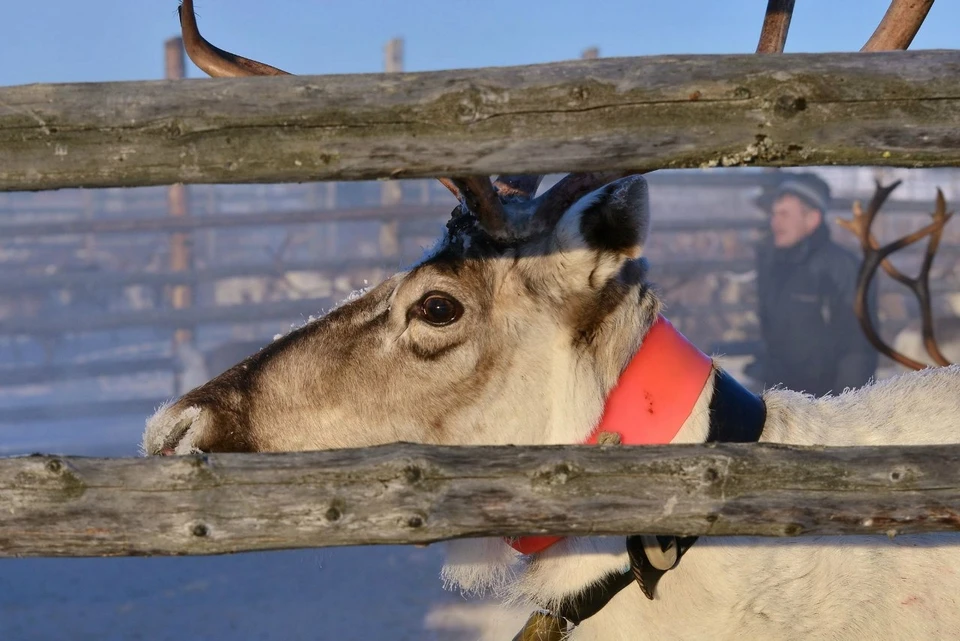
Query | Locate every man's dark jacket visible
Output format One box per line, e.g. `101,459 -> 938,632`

752,223 -> 878,396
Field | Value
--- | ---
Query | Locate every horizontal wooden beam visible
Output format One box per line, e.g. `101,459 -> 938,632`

0,204 -> 452,238
0,357 -> 173,387
0,196 -> 946,242
2,51 -> 960,192
0,256 -> 396,294
0,279 -> 758,336
3,268 -> 953,337
0,296 -> 335,336
0,397 -> 166,425
0,209 -> 771,241
0,249 -> 759,296
1,442 -> 957,557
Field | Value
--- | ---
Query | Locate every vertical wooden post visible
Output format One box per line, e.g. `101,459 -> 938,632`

581,47 -> 600,60
82,190 -> 96,261
165,36 -> 194,390
380,38 -> 404,209
379,37 -> 403,259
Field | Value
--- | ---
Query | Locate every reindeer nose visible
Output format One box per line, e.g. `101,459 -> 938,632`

144,403 -> 206,457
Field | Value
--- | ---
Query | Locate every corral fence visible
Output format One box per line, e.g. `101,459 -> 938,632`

1,48 -> 960,557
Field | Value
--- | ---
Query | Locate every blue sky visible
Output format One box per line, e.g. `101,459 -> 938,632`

1,1 -> 955,86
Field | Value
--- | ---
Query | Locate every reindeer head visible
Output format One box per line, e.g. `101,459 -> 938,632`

144,3 -> 662,457
145,170 -> 658,454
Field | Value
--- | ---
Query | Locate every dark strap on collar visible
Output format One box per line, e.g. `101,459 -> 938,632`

553,569 -> 635,626
707,368 -> 766,443
626,368 -> 766,600
532,367 -> 766,629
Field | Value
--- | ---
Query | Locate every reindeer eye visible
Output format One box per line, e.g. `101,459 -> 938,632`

416,292 -> 463,326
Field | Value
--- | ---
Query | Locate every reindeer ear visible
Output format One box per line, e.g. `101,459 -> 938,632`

554,174 -> 650,260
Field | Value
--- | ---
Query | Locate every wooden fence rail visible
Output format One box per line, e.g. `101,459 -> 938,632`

0,398 -> 166,425
0,204 -> 451,238
0,295 -> 335,336
1,442 -> 958,557
0,357 -> 174,387
0,297 -> 759,339
0,256 -> 763,295
3,50 -> 960,192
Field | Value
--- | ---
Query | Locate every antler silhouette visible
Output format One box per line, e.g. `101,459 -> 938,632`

837,180 -> 954,370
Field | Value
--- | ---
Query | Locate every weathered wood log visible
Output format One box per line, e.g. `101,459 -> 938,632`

1,442 -> 958,557
2,51 -> 960,192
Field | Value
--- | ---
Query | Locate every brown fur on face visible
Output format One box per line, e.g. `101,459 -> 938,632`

143,176 -> 657,456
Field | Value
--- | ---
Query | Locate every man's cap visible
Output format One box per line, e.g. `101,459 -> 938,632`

754,172 -> 832,214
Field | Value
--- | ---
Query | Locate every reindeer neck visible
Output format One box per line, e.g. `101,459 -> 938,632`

511,313 -> 719,555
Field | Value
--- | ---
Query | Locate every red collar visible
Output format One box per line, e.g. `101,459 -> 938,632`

508,314 -> 713,555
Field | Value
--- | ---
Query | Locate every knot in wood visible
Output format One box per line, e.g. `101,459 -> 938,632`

325,498 -> 346,522
164,120 -> 187,139
774,94 -> 807,118
456,86 -> 509,123
568,85 -> 589,105
456,97 -> 481,124
407,515 -> 423,529
405,512 -> 426,529
888,465 -> 915,484
534,462 -> 581,486
402,465 -> 423,484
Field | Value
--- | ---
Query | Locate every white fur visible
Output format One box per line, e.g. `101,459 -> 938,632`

441,366 -> 960,640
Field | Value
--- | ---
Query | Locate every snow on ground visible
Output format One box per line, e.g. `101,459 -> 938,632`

0,544 -> 526,641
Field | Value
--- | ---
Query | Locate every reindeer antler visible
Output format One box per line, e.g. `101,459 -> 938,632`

176,0 -> 524,237
756,0 -> 796,54
530,172 -> 643,230
178,0 -> 290,76
837,180 -> 954,370
861,0 -> 936,52
526,0 -> 796,224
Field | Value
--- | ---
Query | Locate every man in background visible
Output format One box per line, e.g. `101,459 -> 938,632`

745,172 -> 878,396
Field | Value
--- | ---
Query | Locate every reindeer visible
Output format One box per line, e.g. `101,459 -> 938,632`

145,2 -> 960,639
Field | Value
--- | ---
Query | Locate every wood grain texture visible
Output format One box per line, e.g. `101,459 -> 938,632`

1,442 -> 958,557
2,50 -> 960,192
